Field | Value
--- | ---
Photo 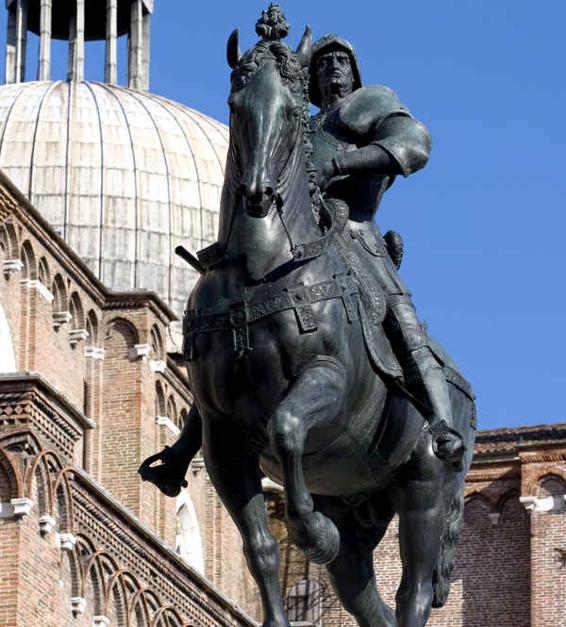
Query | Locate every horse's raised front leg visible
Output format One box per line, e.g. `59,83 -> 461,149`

203,416 -> 289,627
391,434 -> 447,627
268,357 -> 346,565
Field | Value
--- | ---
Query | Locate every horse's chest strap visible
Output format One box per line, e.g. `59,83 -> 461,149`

183,275 -> 358,359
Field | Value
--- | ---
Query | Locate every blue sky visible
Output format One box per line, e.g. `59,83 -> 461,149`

3,1 -> 566,430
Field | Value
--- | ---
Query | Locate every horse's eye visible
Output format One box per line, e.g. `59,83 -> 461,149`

293,106 -> 302,118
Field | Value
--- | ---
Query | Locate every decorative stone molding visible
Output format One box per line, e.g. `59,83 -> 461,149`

0,499 -> 33,518
150,359 -> 167,373
262,477 -> 284,493
20,278 -> 55,302
70,597 -> 87,616
519,494 -> 566,512
58,532 -> 77,551
69,328 -> 89,346
2,258 -> 23,275
11,497 -> 33,517
39,513 -> 56,536
156,415 -> 180,436
84,346 -> 105,360
53,311 -> 72,329
93,616 -> 110,627
129,343 -> 150,360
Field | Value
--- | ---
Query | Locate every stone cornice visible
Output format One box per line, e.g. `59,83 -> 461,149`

0,174 -> 176,324
0,371 -> 95,458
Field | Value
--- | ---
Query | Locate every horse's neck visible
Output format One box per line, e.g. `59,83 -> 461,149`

218,143 -> 320,282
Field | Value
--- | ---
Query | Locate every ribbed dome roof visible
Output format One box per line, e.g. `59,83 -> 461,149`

0,80 -> 228,318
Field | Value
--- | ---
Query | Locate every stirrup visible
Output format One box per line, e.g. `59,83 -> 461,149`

427,419 -> 466,469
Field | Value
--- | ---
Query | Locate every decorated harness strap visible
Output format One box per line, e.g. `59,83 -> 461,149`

182,274 -> 358,359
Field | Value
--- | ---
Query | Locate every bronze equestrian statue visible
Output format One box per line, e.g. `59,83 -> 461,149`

140,5 -> 476,626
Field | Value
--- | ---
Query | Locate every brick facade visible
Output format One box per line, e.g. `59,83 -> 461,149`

0,170 -> 565,626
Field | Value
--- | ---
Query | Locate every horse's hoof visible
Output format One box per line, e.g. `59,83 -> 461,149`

293,512 -> 340,565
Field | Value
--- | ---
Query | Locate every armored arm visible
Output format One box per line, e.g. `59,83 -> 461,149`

330,86 -> 432,178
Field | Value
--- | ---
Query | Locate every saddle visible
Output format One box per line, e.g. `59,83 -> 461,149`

326,199 -> 403,381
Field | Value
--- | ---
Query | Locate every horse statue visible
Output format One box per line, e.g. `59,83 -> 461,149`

140,10 -> 476,627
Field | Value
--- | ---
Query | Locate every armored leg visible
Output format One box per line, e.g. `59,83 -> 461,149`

387,296 -> 464,468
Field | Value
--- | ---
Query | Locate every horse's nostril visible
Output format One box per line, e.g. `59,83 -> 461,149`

264,186 -> 274,197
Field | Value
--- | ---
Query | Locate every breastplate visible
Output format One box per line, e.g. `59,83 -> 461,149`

310,112 -> 390,222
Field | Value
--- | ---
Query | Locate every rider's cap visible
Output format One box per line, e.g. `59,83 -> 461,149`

309,34 -> 363,108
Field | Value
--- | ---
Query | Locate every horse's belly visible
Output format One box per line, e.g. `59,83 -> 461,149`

260,430 -> 382,496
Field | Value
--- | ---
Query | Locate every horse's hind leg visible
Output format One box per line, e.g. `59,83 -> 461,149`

316,495 -> 396,627
391,434 -> 449,627
268,358 -> 346,565
203,416 -> 289,627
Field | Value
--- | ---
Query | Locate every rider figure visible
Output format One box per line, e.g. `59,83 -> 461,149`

309,34 -> 464,465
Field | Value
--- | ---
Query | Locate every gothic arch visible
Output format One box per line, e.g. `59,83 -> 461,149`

20,240 -> 37,280
105,317 -> 140,350
0,301 -> 16,372
176,489 -> 204,573
69,291 -> 85,330
38,256 -> 50,286
0,219 -> 19,258
167,395 -> 178,428
537,473 -> 566,496
155,381 -> 166,416
86,310 -> 99,346
0,448 -> 22,500
52,273 -> 68,313
106,571 -> 129,627
150,324 -> 164,361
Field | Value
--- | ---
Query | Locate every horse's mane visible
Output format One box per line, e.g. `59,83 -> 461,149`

230,41 -> 322,218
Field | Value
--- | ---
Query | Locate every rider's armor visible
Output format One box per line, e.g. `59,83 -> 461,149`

309,40 -> 462,461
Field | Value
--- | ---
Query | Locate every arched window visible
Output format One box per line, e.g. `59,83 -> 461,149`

150,325 -> 164,361
155,382 -> 166,418
69,292 -> 88,345
176,490 -> 204,573
38,257 -> 50,286
52,274 -> 70,328
20,240 -> 37,280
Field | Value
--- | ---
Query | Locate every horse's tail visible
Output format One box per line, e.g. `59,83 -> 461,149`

432,487 -> 465,607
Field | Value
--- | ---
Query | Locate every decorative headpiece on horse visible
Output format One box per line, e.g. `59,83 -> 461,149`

227,4 -> 312,72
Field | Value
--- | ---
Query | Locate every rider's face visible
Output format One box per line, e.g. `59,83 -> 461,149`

315,51 -> 354,97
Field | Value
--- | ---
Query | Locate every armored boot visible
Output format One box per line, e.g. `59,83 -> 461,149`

407,345 -> 465,468
388,296 -> 465,468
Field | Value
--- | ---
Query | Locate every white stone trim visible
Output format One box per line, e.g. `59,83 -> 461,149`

150,359 -> 167,373
20,278 -> 54,302
156,415 -> 180,436
262,477 -> 284,493
129,343 -> 150,360
69,328 -> 89,346
2,259 -> 24,275
0,499 -> 31,518
519,494 -> 566,512
11,497 -> 33,516
70,597 -> 87,616
39,513 -> 56,536
93,616 -> 110,627
85,346 -> 105,360
53,311 -> 72,328
58,532 -> 77,551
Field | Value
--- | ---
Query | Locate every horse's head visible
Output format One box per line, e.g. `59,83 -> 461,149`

226,26 -> 312,218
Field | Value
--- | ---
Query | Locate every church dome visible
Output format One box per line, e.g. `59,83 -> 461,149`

0,79 -> 228,318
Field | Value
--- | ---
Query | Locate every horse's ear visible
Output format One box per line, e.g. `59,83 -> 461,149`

295,26 -> 312,68
227,29 -> 241,69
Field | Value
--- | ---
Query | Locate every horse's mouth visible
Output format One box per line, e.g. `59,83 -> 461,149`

245,196 -> 275,218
